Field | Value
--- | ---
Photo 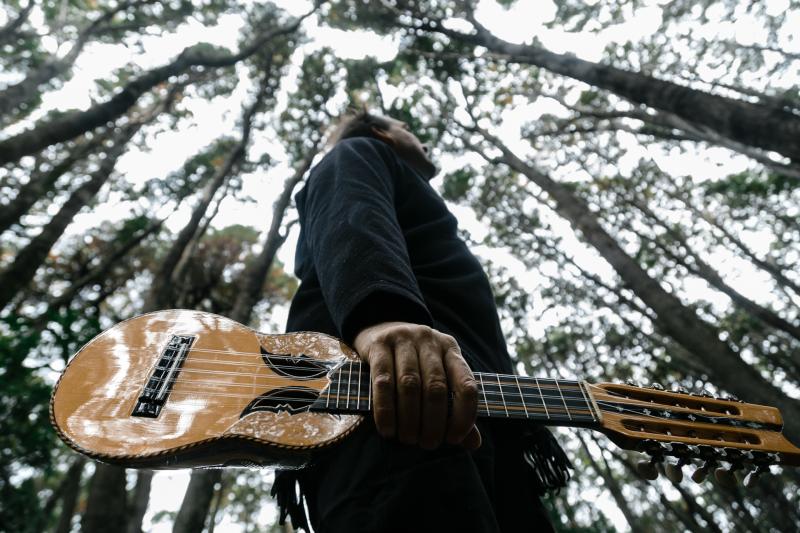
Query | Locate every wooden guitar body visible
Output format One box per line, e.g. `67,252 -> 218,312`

50,310 -> 363,469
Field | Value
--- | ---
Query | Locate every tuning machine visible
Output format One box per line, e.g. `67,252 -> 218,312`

636,440 -> 666,480
743,465 -> 770,488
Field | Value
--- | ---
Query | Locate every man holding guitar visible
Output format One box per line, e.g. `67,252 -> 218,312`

48,111 -> 800,533
273,110 -> 568,532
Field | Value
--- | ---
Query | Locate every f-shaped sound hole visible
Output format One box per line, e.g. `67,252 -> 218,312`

260,346 -> 329,379
240,386 -> 319,417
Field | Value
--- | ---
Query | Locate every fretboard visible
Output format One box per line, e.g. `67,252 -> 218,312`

310,361 -> 599,427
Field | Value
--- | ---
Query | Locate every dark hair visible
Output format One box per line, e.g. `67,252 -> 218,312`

329,108 -> 393,145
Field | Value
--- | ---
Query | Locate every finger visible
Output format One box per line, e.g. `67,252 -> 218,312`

442,344 -> 478,446
368,343 -> 396,439
418,340 -> 448,449
394,340 -> 421,445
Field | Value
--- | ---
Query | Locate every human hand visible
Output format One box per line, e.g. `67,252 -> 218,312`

352,321 -> 481,450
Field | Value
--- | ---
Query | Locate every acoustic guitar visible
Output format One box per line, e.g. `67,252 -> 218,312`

50,309 -> 799,487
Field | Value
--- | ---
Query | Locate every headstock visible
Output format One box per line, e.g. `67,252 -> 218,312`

585,381 -> 800,488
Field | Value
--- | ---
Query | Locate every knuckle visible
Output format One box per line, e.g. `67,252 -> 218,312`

460,379 -> 479,402
398,373 -> 421,391
425,378 -> 449,400
373,373 -> 394,392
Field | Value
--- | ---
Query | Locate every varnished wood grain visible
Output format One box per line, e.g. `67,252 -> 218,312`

51,310 -> 362,468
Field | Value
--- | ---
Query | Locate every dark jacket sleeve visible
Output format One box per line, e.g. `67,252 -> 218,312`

300,137 -> 433,345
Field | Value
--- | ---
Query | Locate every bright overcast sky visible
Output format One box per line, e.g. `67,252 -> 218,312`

3,0 -> 796,530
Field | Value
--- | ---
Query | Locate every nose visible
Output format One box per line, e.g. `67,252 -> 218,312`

422,144 -> 429,153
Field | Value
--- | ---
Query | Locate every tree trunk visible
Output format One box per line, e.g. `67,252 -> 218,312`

0,134 -> 104,236
82,463 -> 128,533
0,0 -> 158,122
143,72 -> 271,312
0,127 -> 134,310
0,1 -> 34,46
143,144 -> 243,312
54,456 -> 87,533
34,216 -> 166,324
205,472 -> 229,533
0,11 -> 310,165
230,146 -> 318,324
578,435 -> 645,533
172,469 -> 222,533
631,199 -> 800,343
126,470 -> 154,533
476,125 -> 800,441
441,14 -> 800,162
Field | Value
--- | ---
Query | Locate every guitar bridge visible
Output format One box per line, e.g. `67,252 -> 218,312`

131,334 -> 195,418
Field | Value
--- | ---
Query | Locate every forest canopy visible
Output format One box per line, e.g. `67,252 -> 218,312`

1,0 -> 799,531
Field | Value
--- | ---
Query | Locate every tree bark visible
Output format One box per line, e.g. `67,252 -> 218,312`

432,12 -> 800,163
0,125 -> 135,310
229,145 -> 318,324
126,470 -> 154,533
82,463 -> 128,533
0,134 -> 104,235
0,10 -> 311,165
172,469 -> 222,533
474,125 -> 800,441
54,456 -> 87,533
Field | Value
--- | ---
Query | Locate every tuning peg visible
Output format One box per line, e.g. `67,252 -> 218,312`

636,456 -> 660,480
650,382 -> 664,390
691,460 -> 715,483
675,386 -> 689,394
743,465 -> 769,488
626,379 -> 640,387
664,457 -> 689,483
723,394 -> 739,402
701,389 -> 715,398
714,463 -> 740,489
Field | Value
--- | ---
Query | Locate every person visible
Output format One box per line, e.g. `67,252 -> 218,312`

272,110 -> 570,532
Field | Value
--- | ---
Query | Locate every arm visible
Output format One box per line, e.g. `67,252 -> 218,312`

302,138 -> 479,450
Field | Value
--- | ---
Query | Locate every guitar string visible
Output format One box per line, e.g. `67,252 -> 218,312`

142,355 -> 589,391
142,365 -> 587,395
133,388 -> 598,420
132,346 -> 594,384
127,374 -> 697,423
139,371 -> 592,408
137,376 -> 594,410
122,385 -> 698,425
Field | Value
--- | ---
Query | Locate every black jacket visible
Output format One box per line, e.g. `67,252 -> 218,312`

287,136 -> 513,375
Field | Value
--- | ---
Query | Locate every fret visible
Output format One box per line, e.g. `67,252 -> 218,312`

496,373 -> 509,417
534,376 -> 549,418
478,373 -> 490,416
335,364 -> 342,409
578,381 -> 596,421
554,379 -> 572,420
357,360 -> 362,412
346,361 -> 353,410
514,375 -> 529,418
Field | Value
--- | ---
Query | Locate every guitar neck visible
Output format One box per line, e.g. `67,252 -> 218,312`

310,360 -> 601,428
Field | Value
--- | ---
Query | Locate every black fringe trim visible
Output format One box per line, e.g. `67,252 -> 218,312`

271,469 -> 311,532
520,425 -> 572,495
